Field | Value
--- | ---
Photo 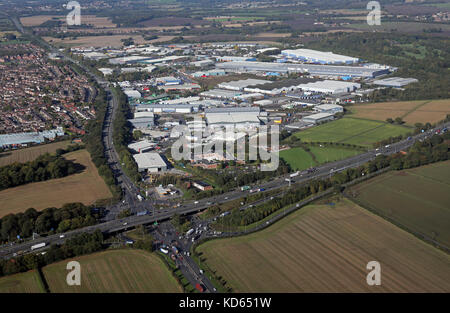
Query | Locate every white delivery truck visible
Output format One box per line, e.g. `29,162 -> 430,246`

186,228 -> 194,236
31,242 -> 46,251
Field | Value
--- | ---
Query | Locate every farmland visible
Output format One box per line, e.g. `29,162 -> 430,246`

20,15 -> 116,28
0,149 -> 112,217
196,198 -> 450,292
294,118 -> 411,147
279,146 -> 361,171
0,140 -> 72,167
43,35 -> 168,48
0,270 -> 45,293
42,249 -> 182,293
349,99 -> 450,125
348,160 -> 450,248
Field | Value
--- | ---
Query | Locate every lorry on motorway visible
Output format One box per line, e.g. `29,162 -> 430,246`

195,283 -> 204,293
31,242 -> 46,251
137,210 -> 149,216
220,211 -> 230,217
257,188 -> 265,192
241,185 -> 251,191
186,228 -> 194,236
160,248 -> 169,254
290,171 -> 300,178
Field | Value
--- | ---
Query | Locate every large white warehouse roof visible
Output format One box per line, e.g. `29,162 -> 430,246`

282,49 -> 359,64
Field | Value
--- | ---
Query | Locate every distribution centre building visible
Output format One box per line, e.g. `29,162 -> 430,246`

281,49 -> 359,64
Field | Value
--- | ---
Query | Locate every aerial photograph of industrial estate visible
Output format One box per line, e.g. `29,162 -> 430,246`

0,0 -> 449,305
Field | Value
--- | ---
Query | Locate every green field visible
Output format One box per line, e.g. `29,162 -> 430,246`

349,160 -> 450,248
280,145 -> 362,170
0,270 -> 45,293
279,147 -> 315,170
42,249 -> 182,293
196,198 -> 450,292
308,146 -> 361,163
294,118 -> 411,147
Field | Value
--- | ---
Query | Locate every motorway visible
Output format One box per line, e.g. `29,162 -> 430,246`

3,13 -> 449,292
1,121 -> 447,261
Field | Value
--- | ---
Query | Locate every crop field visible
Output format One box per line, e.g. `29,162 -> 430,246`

279,146 -> 361,170
0,140 -> 72,167
43,35 -> 151,48
0,149 -> 112,217
349,99 -> 450,125
0,270 -> 45,293
347,21 -> 450,35
196,198 -> 450,292
20,15 -> 116,28
348,161 -> 450,248
42,249 -> 182,293
294,118 -> 411,147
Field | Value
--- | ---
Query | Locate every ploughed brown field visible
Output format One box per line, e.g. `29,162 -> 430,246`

0,149 -> 112,217
197,198 -> 450,292
349,99 -> 450,125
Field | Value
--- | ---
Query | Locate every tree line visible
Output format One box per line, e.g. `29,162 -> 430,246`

82,83 -> 122,200
111,86 -> 141,183
0,202 -> 102,244
0,153 -> 78,190
0,230 -> 104,278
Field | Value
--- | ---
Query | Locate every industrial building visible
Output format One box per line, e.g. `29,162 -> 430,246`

243,77 -> 320,96
156,76 -> 182,85
0,127 -> 65,148
218,78 -> 270,91
127,117 -> 155,129
158,84 -> 201,92
372,77 -> 418,87
200,89 -> 242,100
297,80 -> 361,94
190,59 -> 214,67
313,104 -> 344,114
281,49 -> 359,64
133,152 -> 168,173
123,89 -> 142,99
134,111 -> 155,119
191,69 -> 226,78
128,140 -> 156,153
135,103 -> 199,113
109,56 -> 152,65
302,112 -> 335,124
205,107 -> 262,129
216,61 -> 389,78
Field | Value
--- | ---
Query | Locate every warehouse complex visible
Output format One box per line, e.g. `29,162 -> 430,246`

281,49 -> 359,64
216,61 -> 389,78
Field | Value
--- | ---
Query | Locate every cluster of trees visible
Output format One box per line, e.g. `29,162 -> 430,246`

0,230 -> 103,278
83,84 -> 121,199
170,213 -> 191,233
386,117 -> 405,125
111,87 -> 141,183
0,154 -> 77,190
222,132 -> 449,227
0,203 -> 101,243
